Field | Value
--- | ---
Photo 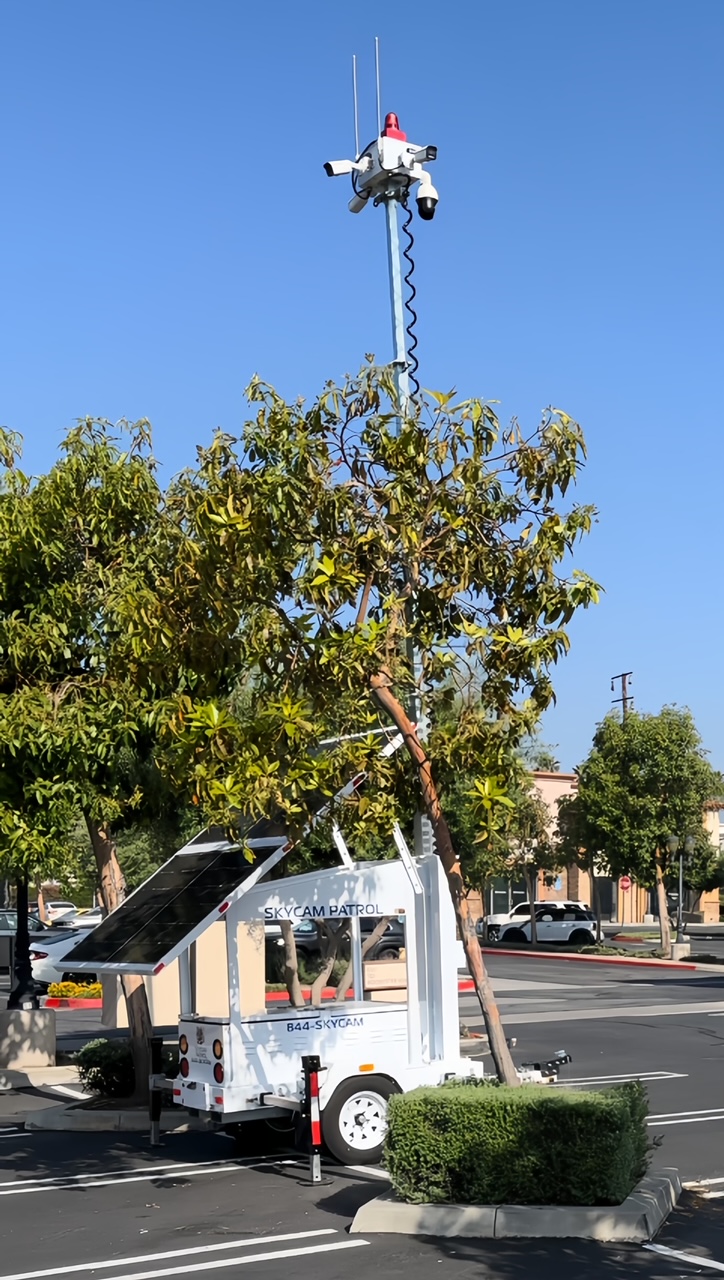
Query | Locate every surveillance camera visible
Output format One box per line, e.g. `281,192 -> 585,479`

416,178 -> 439,221
323,159 -> 355,178
348,190 -> 370,215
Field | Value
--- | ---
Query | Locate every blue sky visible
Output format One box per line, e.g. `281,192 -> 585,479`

1,1 -> 722,771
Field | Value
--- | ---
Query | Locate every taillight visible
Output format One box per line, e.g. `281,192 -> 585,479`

179,1034 -> 188,1054
180,1058 -> 190,1078
29,951 -> 48,960
213,1062 -> 224,1084
213,1039 -> 223,1060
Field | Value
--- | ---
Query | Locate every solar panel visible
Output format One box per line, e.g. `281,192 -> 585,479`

66,822 -> 288,972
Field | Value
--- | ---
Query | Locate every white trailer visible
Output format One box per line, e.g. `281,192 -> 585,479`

66,806 -> 569,1164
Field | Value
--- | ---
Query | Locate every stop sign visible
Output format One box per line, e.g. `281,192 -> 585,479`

620,875 -> 632,892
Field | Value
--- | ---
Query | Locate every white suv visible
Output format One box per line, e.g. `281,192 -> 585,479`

481,900 -> 590,942
495,904 -> 596,947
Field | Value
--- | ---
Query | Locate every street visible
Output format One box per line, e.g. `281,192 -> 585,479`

2,953 -> 724,1276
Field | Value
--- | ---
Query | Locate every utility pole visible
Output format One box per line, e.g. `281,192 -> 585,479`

324,46 -> 439,857
611,671 -> 633,720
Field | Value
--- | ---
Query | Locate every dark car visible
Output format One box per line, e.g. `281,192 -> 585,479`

287,915 -> 406,962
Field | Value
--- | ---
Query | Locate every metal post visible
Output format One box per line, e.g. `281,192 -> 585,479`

676,854 -> 685,943
383,193 -> 433,851
384,196 -> 411,421
301,1055 -> 328,1184
350,917 -> 364,1002
148,1034 -> 164,1146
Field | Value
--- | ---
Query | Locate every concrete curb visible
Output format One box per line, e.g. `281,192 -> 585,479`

481,947 -> 698,970
43,998 -> 103,1009
350,1169 -> 682,1241
24,1102 -> 210,1133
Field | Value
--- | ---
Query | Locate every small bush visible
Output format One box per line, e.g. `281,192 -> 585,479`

76,1039 -> 135,1097
47,982 -> 103,999
76,1038 -> 179,1097
385,1080 -> 650,1206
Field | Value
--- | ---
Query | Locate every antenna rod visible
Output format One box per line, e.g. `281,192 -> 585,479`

352,54 -> 360,157
374,36 -> 382,134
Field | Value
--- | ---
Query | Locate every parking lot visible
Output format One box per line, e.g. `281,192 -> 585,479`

2,953 -> 724,1276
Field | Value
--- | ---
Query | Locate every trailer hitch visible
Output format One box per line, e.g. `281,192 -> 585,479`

519,1049 -> 572,1079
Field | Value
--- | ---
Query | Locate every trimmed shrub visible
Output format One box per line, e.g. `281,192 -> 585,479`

76,1038 -> 179,1097
47,982 -> 103,999
385,1080 -> 650,1206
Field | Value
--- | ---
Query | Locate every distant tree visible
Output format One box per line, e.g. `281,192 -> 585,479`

562,708 -> 721,956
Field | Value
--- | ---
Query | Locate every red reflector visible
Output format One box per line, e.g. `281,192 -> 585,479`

218,901 -> 230,914
213,1062 -> 224,1084
173,1089 -> 181,1096
180,1058 -> 190,1078
214,1095 -> 223,1104
153,962 -> 165,975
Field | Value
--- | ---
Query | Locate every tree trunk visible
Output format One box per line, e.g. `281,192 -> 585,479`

279,920 -> 306,1007
35,883 -> 48,924
84,814 -> 154,1101
8,876 -> 40,1010
309,922 -> 349,1006
655,853 -> 672,958
336,916 -> 392,1001
370,672 -> 519,1086
525,865 -> 538,945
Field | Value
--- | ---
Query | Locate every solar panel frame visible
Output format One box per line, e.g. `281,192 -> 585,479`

65,825 -> 290,975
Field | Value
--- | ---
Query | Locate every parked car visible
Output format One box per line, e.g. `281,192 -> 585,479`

493,904 -> 596,947
267,915 -> 406,965
44,900 -> 77,922
30,929 -> 98,989
480,900 -> 591,942
0,910 -> 48,936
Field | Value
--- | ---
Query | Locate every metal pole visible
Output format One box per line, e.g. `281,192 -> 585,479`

676,853 -> 685,943
384,196 -> 411,421
383,194 -> 432,852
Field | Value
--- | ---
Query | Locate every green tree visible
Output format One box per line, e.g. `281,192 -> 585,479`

561,707 -> 721,956
0,420 -> 171,1092
129,365 -> 598,1084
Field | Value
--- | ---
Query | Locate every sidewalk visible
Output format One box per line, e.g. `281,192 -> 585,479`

0,1064 -> 83,1127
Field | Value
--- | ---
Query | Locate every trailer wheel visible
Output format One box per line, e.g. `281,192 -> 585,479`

322,1075 -> 400,1165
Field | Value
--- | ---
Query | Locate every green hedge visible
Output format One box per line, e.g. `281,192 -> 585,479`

385,1080 -> 649,1206
76,1039 -> 178,1098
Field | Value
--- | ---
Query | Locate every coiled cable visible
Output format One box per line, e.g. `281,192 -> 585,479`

400,198 -> 421,403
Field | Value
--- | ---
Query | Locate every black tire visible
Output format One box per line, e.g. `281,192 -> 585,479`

501,928 -> 527,943
569,930 -> 595,947
322,1075 -> 400,1165
375,947 -> 400,961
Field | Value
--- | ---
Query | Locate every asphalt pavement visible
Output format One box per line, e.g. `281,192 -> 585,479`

2,954 -> 724,1277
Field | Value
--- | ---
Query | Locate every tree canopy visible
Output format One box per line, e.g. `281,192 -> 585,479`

559,706 -> 723,954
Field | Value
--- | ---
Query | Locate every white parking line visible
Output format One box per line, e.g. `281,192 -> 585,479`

0,1155 -> 290,1196
554,1071 -> 687,1087
648,1113 -> 724,1127
649,1107 -> 724,1120
9,1240 -> 369,1280
643,1243 -> 724,1271
51,1085 -> 89,1101
0,1229 -> 338,1280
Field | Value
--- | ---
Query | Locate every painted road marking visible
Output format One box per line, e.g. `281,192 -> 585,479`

648,1110 -> 724,1127
649,1107 -> 724,1120
554,1070 -> 687,1087
0,1155 -> 291,1196
0,1229 -> 339,1280
643,1243 -> 724,1271
347,1165 -> 390,1179
51,1085 -> 89,1101
2,1240 -> 370,1280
